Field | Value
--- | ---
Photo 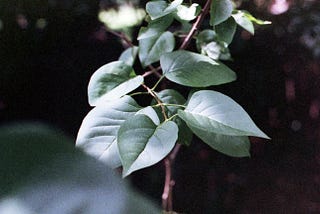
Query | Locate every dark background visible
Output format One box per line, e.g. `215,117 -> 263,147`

1,0 -> 320,213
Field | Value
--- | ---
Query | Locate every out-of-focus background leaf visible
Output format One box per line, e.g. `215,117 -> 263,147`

0,123 -> 160,213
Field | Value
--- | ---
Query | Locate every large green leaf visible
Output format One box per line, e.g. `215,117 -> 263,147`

187,124 -> 250,157
146,0 -> 183,20
88,61 -> 143,106
178,90 -> 270,138
160,50 -> 236,87
119,46 -> 139,66
232,10 -> 254,35
76,96 -> 141,169
118,114 -> 178,177
139,31 -> 175,67
138,15 -> 174,40
210,0 -> 233,26
216,17 -> 237,45
155,89 -> 193,146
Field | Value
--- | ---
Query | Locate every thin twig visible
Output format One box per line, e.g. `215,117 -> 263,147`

106,28 -> 134,48
142,84 -> 168,120
179,0 -> 212,50
142,66 -> 162,78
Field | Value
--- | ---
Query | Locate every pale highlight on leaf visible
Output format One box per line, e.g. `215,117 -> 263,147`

76,96 -> 141,168
178,90 -> 270,139
139,31 -> 175,67
146,0 -> 182,20
87,61 -> 143,106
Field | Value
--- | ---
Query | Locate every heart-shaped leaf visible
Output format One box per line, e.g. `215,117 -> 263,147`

139,31 -> 175,67
88,61 -> 143,106
178,90 -> 270,138
210,0 -> 233,26
76,96 -> 141,168
161,50 -> 236,87
118,114 -> 178,177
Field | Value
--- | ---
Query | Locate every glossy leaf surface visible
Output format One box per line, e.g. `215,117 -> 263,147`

118,114 -> 178,177
76,96 -> 141,168
88,61 -> 143,106
210,0 -> 233,26
178,90 -> 270,138
139,31 -> 175,67
161,50 -> 236,87
146,0 -> 182,20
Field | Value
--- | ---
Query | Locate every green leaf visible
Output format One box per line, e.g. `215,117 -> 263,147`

154,89 -> 192,146
161,50 -> 236,87
232,10 -> 255,34
216,17 -> 237,45
139,31 -> 175,67
146,0 -> 183,20
119,46 -> 139,66
138,15 -> 174,40
196,29 -> 217,51
178,90 -> 270,138
76,96 -> 141,168
155,89 -> 186,117
210,0 -> 233,26
136,106 -> 160,125
175,3 -> 200,21
202,41 -> 222,60
88,61 -> 144,106
175,117 -> 193,146
187,124 -> 250,157
118,114 -> 178,177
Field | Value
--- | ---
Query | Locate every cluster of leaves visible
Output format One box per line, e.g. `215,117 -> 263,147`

76,0 -> 270,177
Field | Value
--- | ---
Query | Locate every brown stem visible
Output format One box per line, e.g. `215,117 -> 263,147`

142,66 -> 162,78
142,84 -> 168,120
179,0 -> 212,50
106,29 -> 134,48
161,0 -> 212,211
162,143 -> 182,211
